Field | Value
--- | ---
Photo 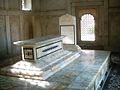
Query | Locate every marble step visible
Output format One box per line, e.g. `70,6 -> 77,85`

0,51 -> 80,80
36,50 -> 73,70
42,52 -> 80,80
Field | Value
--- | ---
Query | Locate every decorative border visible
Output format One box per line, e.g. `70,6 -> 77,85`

36,41 -> 62,59
23,48 -> 34,60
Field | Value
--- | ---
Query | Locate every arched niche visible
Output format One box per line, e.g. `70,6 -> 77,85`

59,14 -> 76,44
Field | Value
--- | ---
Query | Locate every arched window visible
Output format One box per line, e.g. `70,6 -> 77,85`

81,14 -> 95,41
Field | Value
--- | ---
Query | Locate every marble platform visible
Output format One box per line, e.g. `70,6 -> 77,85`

0,49 -> 80,80
0,35 -> 79,80
0,50 -> 111,90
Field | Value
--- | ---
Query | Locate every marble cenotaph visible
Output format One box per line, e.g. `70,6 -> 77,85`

0,35 -> 80,80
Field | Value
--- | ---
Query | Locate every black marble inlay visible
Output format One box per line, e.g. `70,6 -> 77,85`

42,45 -> 58,52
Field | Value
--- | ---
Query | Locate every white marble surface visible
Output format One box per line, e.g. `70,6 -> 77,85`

13,35 -> 64,46
14,35 -> 65,61
0,50 -> 111,90
0,50 -> 80,80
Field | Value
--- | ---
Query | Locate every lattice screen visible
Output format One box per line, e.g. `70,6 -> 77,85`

81,14 -> 95,41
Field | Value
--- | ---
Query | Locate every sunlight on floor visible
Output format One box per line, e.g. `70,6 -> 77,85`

19,77 -> 50,88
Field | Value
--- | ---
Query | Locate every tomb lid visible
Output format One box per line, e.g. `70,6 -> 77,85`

13,35 -> 64,46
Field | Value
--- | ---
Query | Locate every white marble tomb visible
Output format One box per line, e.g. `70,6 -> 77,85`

0,35 -> 80,80
14,35 -> 65,61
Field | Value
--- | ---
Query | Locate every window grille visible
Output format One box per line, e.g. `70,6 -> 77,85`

81,14 -> 95,41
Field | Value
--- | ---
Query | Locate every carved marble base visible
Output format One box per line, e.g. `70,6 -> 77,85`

0,50 -> 80,80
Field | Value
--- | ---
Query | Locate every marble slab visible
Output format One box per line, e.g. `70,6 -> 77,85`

13,35 -> 64,47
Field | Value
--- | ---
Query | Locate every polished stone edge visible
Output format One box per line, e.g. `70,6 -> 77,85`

13,35 -> 64,46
